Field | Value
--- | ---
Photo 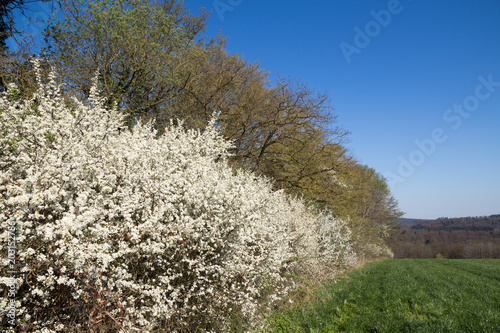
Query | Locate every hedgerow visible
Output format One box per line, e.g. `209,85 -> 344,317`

0,61 -> 356,332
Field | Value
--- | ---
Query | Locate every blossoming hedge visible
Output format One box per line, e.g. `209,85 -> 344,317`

0,64 -> 356,332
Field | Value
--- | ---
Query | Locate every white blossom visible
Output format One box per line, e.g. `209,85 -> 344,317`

0,61 -> 356,331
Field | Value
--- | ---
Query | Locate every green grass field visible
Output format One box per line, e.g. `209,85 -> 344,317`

268,259 -> 500,332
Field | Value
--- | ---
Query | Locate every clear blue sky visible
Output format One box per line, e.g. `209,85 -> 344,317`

181,0 -> 500,219
10,0 -> 500,219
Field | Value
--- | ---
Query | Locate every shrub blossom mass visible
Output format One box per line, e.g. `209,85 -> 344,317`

0,63 -> 356,332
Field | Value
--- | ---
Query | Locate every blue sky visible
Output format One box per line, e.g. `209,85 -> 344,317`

10,0 -> 500,219
181,0 -> 500,219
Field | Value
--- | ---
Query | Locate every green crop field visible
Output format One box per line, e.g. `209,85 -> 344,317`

268,259 -> 500,332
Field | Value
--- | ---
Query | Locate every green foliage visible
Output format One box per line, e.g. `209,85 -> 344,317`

44,0 -> 208,123
267,314 -> 297,333
323,163 -> 403,259
6,87 -> 20,101
43,130 -> 56,143
268,259 -> 500,332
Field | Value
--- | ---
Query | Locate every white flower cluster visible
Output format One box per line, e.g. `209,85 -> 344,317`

0,61 -> 356,332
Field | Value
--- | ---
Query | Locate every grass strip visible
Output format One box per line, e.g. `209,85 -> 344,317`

268,259 -> 500,332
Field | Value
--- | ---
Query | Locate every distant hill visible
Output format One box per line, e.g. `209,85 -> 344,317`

397,214 -> 500,231
396,218 -> 432,228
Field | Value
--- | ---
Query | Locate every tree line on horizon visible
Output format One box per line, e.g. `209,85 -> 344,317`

392,214 -> 500,259
1,0 -> 403,259
412,214 -> 500,231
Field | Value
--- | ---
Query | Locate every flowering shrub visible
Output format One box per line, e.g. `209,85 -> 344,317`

0,63 -> 356,332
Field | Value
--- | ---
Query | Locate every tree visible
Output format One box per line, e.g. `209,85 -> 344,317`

339,164 -> 403,257
43,0 -> 208,125
160,38 -> 352,195
0,0 -> 52,52
44,2 -> 353,203
0,0 -> 54,97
